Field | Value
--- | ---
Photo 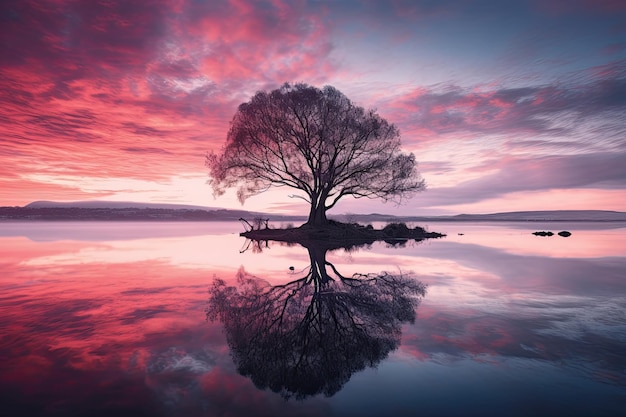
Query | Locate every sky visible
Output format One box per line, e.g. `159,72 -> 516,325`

1,0 -> 625,216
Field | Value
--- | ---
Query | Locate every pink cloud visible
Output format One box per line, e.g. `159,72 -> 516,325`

0,0 -> 342,206
412,152 -> 626,210
178,1 -> 335,85
370,61 -> 626,166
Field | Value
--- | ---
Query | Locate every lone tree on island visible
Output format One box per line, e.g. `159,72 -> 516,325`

207,83 -> 425,226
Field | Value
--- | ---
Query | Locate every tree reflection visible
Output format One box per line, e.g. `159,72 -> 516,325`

207,242 -> 426,399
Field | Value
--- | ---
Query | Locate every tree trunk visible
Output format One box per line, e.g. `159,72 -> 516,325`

306,203 -> 328,226
306,245 -> 332,287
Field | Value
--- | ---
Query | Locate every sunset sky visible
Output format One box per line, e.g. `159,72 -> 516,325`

1,0 -> 625,216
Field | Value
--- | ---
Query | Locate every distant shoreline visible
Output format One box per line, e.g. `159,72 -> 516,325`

1,206 -> 625,222
0,207 -> 300,222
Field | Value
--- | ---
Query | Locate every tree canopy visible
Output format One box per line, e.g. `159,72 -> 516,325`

207,83 -> 425,225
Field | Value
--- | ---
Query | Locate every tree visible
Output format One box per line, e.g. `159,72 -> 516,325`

207,83 -> 426,226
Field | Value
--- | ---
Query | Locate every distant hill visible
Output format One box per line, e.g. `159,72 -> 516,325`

0,202 -> 624,222
25,200 -> 218,210
336,210 -> 626,222
2,201 -> 304,222
447,210 -> 626,222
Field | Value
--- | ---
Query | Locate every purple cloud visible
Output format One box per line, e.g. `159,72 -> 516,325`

392,62 -> 626,138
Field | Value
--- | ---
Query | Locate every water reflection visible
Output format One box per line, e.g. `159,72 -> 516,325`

1,222 -> 624,416
207,241 -> 426,399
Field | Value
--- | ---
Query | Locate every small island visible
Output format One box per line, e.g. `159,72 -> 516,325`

240,219 -> 445,248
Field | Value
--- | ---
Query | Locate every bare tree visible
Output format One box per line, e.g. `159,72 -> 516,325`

207,83 -> 426,226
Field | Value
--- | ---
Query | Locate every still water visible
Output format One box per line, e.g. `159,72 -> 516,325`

0,221 -> 624,416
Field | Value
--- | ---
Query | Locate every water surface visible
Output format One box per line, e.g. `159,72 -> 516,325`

0,221 -> 624,416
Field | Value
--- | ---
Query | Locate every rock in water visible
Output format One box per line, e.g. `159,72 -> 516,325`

558,231 -> 572,237
532,231 -> 554,236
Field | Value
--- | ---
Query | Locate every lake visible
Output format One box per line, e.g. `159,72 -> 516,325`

1,221 -> 624,416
